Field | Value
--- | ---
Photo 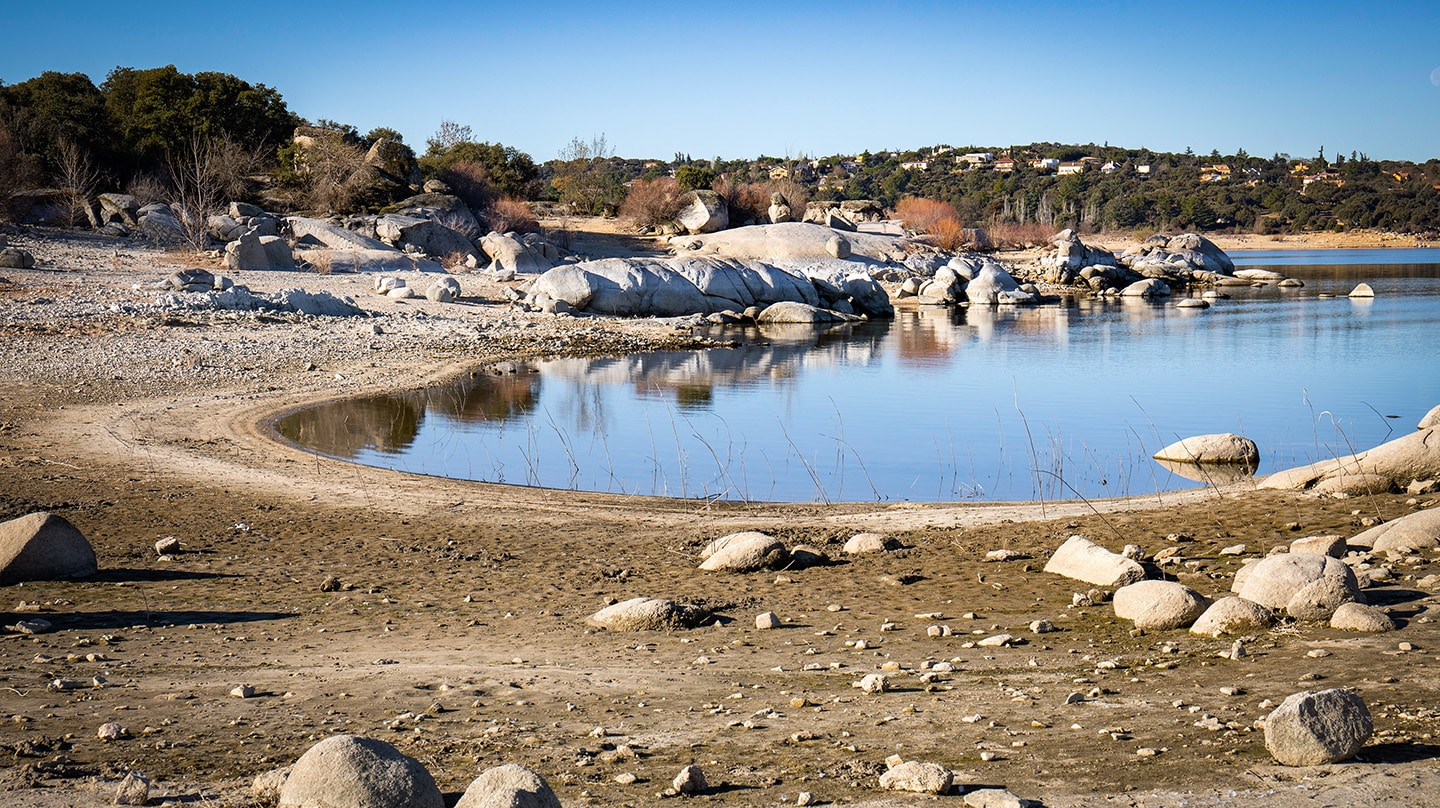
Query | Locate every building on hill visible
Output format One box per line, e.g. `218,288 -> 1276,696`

1057,161 -> 1086,175
1136,164 -> 1153,178
1033,157 -> 1060,171
957,152 -> 994,166
1101,161 -> 1121,174
899,160 -> 930,171
994,157 -> 1018,173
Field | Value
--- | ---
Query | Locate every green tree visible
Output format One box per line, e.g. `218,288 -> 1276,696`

0,71 -> 113,173
674,164 -> 715,191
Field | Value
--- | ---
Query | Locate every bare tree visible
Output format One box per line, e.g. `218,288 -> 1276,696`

426,120 -> 473,155
54,139 -> 103,228
165,135 -> 266,250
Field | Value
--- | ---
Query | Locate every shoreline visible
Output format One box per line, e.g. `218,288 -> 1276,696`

2,224 -> 1438,807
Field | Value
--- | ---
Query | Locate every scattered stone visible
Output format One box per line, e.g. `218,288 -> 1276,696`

1264,689 -> 1373,766
1219,544 -> 1247,556
615,772 -> 637,785
278,734 -> 443,808
755,612 -> 781,630
97,722 -> 126,740
231,684 -> 256,698
856,674 -> 889,693
699,532 -> 789,572
985,549 -> 1025,562
0,511 -> 98,585
878,760 -> 952,794
1349,283 -> 1375,298
796,791 -> 815,806
672,764 -> 707,795
1189,597 -> 1274,637
588,597 -> 710,631
454,763 -> 561,808
115,771 -> 150,805
843,533 -> 901,554
1114,580 -> 1210,631
1044,535 -> 1147,587
788,544 -> 830,568
977,634 -> 1014,647
10,618 -> 52,635
1329,602 -> 1397,632
1030,619 -> 1057,634
0,247 -> 37,269
964,787 -> 1025,808
155,536 -> 181,555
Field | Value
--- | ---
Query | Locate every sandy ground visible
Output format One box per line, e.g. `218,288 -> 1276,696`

2,224 -> 1439,807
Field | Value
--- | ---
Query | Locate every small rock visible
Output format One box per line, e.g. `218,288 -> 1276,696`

878,760 -> 952,794
985,549 -> 1024,562
977,633 -> 1014,647
796,791 -> 816,806
755,612 -> 780,629
97,722 -> 126,740
672,764 -> 707,795
1030,619 -> 1057,634
115,771 -> 150,805
154,536 -> 181,555
11,618 -> 52,635
856,674 -> 889,693
844,533 -> 901,554
1219,544 -> 1247,556
615,772 -> 637,785
231,684 -> 256,698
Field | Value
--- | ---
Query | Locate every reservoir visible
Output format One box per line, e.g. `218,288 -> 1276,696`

275,249 -> 1440,502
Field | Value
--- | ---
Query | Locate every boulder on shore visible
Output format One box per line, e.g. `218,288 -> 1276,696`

1264,689 -> 1372,766
1235,552 -> 1359,617
698,532 -> 789,572
1153,433 -> 1259,465
588,597 -> 710,631
1113,580 -> 1210,631
277,734 -> 443,808
1189,596 -> 1275,637
677,190 -> 729,234
1,512 -> 98,585
1261,424 -> 1440,495
454,763 -> 561,808
1043,535 -> 1147,588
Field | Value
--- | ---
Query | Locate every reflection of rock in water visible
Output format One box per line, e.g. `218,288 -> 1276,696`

276,395 -> 425,458
424,371 -> 541,423
1154,458 -> 1259,485
531,321 -> 892,409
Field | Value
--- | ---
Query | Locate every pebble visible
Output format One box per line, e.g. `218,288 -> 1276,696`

614,772 -> 637,785
97,722 -> 126,740
1030,619 -> 1057,634
796,792 -> 815,806
977,634 -> 1014,647
231,684 -> 256,698
1219,544 -> 1247,555
755,612 -> 780,629
856,674 -> 889,693
1306,649 -> 1332,658
672,764 -> 706,795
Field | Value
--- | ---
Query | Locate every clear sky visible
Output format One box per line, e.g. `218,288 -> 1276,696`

2,0 -> 1437,163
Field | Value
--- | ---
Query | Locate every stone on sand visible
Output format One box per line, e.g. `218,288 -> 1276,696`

1189,596 -> 1275,637
588,597 -> 710,632
1112,580 -> 1210,631
1264,689 -> 1372,766
454,763 -> 561,808
0,512 -> 98,585
278,734 -> 443,808
1043,535 -> 1147,588
878,760 -> 952,794
844,533 -> 901,555
698,532 -> 789,572
1329,602 -> 1397,632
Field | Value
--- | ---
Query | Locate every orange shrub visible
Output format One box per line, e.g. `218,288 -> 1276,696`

484,196 -> 539,234
928,218 -> 971,251
895,197 -> 959,234
619,177 -> 684,226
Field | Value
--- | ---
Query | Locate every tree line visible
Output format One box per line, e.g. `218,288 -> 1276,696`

3,66 -> 1438,236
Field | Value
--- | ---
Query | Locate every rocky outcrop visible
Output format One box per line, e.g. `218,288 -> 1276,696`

0,512 -> 98,585
1120,233 -> 1235,277
524,255 -> 891,319
481,232 -> 555,274
376,214 -> 478,262
1040,229 -> 1117,284
1261,424 -> 1440,495
1347,508 -> 1440,553
672,222 -> 913,264
677,190 -> 729,234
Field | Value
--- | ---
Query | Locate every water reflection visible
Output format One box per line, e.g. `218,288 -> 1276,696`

276,253 -> 1440,502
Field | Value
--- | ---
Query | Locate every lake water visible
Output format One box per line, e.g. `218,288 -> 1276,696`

275,248 -> 1440,503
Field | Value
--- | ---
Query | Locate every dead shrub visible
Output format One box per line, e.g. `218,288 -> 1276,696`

928,218 -> 972,251
712,177 -> 811,225
896,197 -> 960,234
439,161 -> 499,210
126,173 -> 170,205
484,196 -> 539,234
620,177 -> 684,227
986,221 -> 1054,249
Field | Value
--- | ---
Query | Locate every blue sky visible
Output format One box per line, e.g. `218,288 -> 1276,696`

2,0 -> 1437,162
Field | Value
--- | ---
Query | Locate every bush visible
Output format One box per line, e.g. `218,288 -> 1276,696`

927,218 -> 971,251
896,197 -> 959,233
674,164 -> 715,191
0,120 -> 32,223
986,221 -> 1054,249
712,177 -> 810,225
438,160 -> 499,209
619,177 -> 684,226
484,196 -> 539,234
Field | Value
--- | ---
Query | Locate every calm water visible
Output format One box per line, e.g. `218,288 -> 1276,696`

275,249 -> 1440,502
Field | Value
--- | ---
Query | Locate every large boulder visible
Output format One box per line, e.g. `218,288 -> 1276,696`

1419,405 -> 1440,430
1043,535 -> 1146,588
1113,580 -> 1210,631
964,261 -> 1033,305
1347,508 -> 1440,553
755,301 -> 851,324
698,532 -> 789,572
1042,229 -> 1117,279
1189,596 -> 1275,636
677,190 -> 729,234
454,763 -> 561,808
365,139 -> 420,188
1120,233 -> 1235,276
588,597 -> 710,631
1235,553 -> 1360,614
1,512 -> 98,585
377,214 -> 478,261
277,734 -> 443,808
481,232 -> 554,274
1264,689 -> 1372,766
1153,433 -> 1259,465
1120,278 -> 1171,297
1262,425 -> 1440,494
97,193 -> 141,226
674,221 -> 912,263
286,217 -> 392,251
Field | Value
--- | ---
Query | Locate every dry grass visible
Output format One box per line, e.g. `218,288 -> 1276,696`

896,197 -> 959,233
712,178 -> 810,224
987,221 -> 1055,249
